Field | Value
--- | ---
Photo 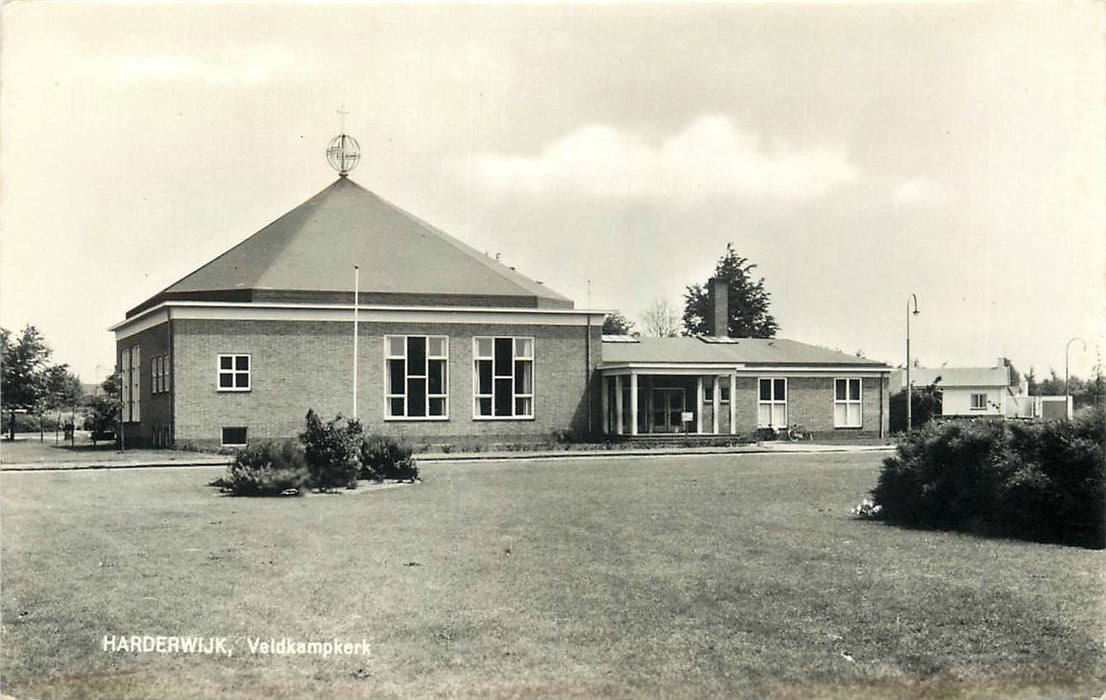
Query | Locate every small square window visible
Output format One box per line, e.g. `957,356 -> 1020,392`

217,354 -> 251,392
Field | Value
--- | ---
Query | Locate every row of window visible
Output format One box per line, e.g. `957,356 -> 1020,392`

216,336 -> 537,421
757,377 -> 863,429
120,349 -> 172,422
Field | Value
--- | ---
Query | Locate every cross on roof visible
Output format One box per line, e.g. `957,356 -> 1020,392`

337,104 -> 348,134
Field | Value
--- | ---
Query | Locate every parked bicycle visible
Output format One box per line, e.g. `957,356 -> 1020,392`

754,424 -> 813,442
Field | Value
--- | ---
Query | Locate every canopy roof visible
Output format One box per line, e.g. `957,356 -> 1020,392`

128,177 -> 572,317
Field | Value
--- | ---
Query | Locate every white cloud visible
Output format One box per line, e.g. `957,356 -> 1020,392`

459,115 -> 859,203
95,46 -> 297,86
892,178 -> 940,206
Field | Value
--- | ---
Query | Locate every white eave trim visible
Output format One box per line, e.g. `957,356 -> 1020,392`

111,301 -> 608,339
599,362 -> 890,375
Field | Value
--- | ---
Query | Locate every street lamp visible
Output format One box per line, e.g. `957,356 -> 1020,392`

1065,337 -> 1086,418
906,294 -> 920,433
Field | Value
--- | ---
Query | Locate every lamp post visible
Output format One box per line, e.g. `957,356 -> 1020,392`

906,294 -> 920,433
1065,337 -> 1086,418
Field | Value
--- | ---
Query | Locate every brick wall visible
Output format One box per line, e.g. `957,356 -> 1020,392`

171,318 -> 602,447
606,373 -> 888,439
116,322 -> 173,447
738,374 -> 887,438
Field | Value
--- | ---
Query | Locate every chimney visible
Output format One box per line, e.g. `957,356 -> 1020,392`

709,277 -> 728,337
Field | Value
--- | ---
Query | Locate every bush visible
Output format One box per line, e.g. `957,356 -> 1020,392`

872,413 -> 1105,548
220,441 -> 309,497
300,410 -> 362,491
359,433 -> 419,482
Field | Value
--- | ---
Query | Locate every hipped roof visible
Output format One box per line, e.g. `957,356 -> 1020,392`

600,336 -> 890,368
128,177 -> 571,317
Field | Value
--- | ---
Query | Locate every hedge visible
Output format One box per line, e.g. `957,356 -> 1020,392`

872,407 -> 1104,549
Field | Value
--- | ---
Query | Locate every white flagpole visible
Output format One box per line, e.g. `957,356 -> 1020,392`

353,265 -> 359,419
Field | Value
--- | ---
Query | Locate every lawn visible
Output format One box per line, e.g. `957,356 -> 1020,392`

2,453 -> 1103,699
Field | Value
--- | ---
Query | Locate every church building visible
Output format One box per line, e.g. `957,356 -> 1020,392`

111,134 -> 890,448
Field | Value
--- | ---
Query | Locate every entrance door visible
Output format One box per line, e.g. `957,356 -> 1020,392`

651,388 -> 686,433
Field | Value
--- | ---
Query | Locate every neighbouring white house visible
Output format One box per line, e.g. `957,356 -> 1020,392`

891,359 -> 1038,419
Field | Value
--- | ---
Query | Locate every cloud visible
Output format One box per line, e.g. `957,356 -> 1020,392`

459,115 -> 859,203
94,46 -> 297,86
892,178 -> 940,206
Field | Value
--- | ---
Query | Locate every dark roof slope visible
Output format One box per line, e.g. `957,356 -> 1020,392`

128,177 -> 572,316
600,336 -> 890,367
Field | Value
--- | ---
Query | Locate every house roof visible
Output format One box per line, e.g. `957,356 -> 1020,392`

127,177 -> 572,317
894,365 -> 1010,389
600,336 -> 890,368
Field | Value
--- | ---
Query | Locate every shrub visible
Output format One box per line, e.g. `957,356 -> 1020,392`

300,410 -> 362,491
220,441 -> 309,497
872,415 -> 1105,548
359,433 -> 419,482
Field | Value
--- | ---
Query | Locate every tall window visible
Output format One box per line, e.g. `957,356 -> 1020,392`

386,336 -> 448,419
834,378 -> 862,428
474,337 -> 533,419
757,378 -> 786,427
152,355 -> 170,394
121,346 -> 140,422
970,393 -> 987,410
218,354 -> 251,392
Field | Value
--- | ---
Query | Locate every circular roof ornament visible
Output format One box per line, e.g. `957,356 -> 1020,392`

326,134 -> 361,176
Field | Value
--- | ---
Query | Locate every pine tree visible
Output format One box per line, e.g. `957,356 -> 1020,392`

682,244 -> 779,338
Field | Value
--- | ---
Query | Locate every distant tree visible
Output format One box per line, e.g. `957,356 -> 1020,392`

1025,367 -> 1039,395
85,374 -> 122,444
889,381 -> 943,433
1036,368 -> 1065,396
682,243 -> 778,338
1,325 -> 53,440
1002,357 -> 1021,388
641,298 -> 681,338
40,364 -> 83,443
602,311 -> 637,336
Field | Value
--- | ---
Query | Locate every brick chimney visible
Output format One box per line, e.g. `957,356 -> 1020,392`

709,277 -> 728,337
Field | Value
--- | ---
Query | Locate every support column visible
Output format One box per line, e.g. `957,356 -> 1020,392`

711,375 -> 720,434
601,375 -> 610,435
614,375 -> 623,435
696,377 -> 704,434
729,373 -> 737,435
630,372 -> 639,436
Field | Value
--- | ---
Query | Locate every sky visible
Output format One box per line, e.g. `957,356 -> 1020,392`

1,2 -> 1103,383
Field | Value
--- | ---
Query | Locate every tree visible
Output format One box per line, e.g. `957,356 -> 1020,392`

601,311 -> 637,336
682,243 -> 778,338
39,364 -> 83,443
1,325 -> 52,440
1002,357 -> 1021,388
641,298 -> 681,337
85,374 -> 122,444
889,381 -> 943,433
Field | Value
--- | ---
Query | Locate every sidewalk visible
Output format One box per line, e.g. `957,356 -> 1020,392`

1,439 -> 894,472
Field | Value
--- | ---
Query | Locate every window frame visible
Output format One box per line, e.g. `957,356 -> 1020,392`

384,335 -> 449,421
757,377 -> 787,428
221,426 -> 248,447
217,354 -> 251,393
970,392 -> 988,411
833,378 -> 863,428
152,354 -> 171,394
473,336 -> 535,420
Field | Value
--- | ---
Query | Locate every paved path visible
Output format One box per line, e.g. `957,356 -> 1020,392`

1,442 -> 894,472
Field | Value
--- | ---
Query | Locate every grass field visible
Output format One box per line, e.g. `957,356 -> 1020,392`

2,453 -> 1103,699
